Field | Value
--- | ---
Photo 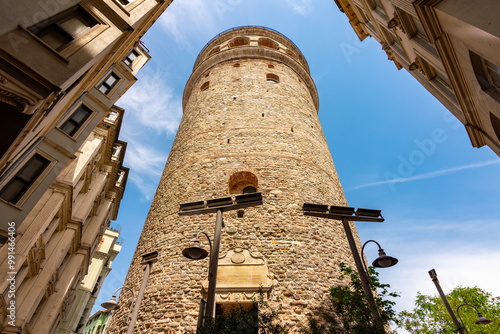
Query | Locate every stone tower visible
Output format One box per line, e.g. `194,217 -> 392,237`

108,26 -> 360,333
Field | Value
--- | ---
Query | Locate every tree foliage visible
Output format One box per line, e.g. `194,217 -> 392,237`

398,286 -> 500,333
301,262 -> 399,333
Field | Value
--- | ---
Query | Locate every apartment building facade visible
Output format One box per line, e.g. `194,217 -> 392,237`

0,0 -> 172,333
335,0 -> 500,156
57,225 -> 122,334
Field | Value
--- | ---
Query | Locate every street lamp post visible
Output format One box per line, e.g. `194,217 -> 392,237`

302,203 -> 398,332
180,193 -> 263,326
361,240 -> 398,287
101,285 -> 135,316
429,269 -> 492,334
457,303 -> 493,333
101,251 -> 158,334
101,286 -> 134,334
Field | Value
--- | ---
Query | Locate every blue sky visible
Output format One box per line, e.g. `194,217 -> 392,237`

93,0 -> 500,328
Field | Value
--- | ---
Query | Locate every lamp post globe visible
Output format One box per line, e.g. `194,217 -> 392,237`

475,313 -> 492,325
101,295 -> 120,311
372,249 -> 398,268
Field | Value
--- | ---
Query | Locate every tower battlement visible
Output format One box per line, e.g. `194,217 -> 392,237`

183,26 -> 319,112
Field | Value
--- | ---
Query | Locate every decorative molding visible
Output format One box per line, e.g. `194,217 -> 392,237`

0,74 -> 44,114
388,12 -> 406,35
381,43 -> 403,70
409,58 -> 425,75
201,248 -> 273,301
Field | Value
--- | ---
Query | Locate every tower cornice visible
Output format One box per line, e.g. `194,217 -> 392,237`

182,26 -> 319,112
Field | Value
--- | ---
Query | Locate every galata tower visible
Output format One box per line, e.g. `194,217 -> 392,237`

107,26 -> 361,333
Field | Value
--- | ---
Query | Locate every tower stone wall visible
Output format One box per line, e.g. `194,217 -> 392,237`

107,26 -> 361,333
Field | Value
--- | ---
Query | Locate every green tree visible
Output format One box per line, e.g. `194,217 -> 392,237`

398,286 -> 500,333
196,290 -> 289,334
301,262 -> 399,334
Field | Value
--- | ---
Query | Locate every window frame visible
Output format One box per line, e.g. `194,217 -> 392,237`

115,0 -> 144,11
58,103 -> 95,138
417,56 -> 451,87
123,49 -> 140,68
482,58 -> 500,94
0,151 -> 54,207
396,9 -> 428,42
470,51 -> 500,103
98,72 -> 121,96
26,5 -> 106,57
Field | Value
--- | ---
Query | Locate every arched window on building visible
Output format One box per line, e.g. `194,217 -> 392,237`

470,51 -> 500,102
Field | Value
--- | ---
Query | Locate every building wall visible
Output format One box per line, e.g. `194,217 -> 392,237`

0,106 -> 127,333
334,0 -> 500,156
0,0 -> 172,236
83,310 -> 111,334
57,227 -> 122,334
107,26 -> 360,333
0,1 -> 173,332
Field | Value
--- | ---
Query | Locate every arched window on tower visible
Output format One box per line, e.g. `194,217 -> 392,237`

200,81 -> 210,91
258,38 -> 279,50
229,37 -> 250,48
228,171 -> 258,194
266,73 -> 279,83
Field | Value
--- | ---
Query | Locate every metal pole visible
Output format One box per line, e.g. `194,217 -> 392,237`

341,217 -> 384,330
127,262 -> 153,334
205,208 -> 223,319
428,269 -> 465,334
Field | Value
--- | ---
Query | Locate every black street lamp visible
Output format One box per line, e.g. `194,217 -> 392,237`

183,232 -> 211,260
457,303 -> 493,333
101,251 -> 158,334
429,269 -> 492,334
362,240 -> 398,268
302,203 -> 398,332
180,192 -> 263,327
101,286 -> 135,312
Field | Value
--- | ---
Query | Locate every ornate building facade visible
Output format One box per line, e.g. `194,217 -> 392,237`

0,1 -> 172,332
58,224 -> 123,334
334,0 -> 500,156
107,26 -> 361,333
83,309 -> 112,334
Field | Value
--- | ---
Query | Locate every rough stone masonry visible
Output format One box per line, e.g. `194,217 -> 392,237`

107,26 -> 361,333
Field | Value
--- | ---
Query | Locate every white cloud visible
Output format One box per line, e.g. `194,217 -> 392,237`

118,68 -> 182,135
116,67 -> 181,199
158,0 -> 220,51
287,0 -> 313,15
123,138 -> 167,200
349,159 -> 500,190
